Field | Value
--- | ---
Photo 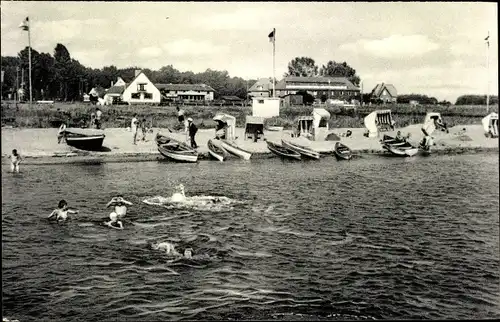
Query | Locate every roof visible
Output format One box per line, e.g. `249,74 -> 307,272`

213,113 -> 236,124
89,86 -> 106,97
371,83 -> 397,97
105,85 -> 126,95
275,76 -> 358,91
312,108 -> 331,119
248,78 -> 272,92
155,83 -> 215,92
245,116 -> 264,124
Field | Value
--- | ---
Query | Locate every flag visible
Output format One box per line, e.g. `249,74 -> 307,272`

268,28 -> 275,43
19,17 -> 29,31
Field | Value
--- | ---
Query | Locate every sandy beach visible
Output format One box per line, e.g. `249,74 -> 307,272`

1,124 -> 498,165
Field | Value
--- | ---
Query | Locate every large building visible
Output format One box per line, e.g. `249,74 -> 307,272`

155,83 -> 215,102
274,76 -> 360,100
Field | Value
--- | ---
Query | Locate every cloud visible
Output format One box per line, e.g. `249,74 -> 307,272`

194,7 -> 280,31
137,46 -> 163,58
162,39 -> 228,57
341,35 -> 440,59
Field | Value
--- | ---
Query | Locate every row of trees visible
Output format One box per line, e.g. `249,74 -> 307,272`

284,57 -> 361,86
1,43 -> 256,102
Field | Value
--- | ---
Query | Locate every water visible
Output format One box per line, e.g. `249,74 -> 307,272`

2,154 -> 499,321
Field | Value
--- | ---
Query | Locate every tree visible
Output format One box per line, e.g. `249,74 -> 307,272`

320,61 -> 360,86
284,57 -> 318,77
455,95 -> 499,105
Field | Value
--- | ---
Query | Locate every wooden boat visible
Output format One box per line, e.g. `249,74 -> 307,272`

281,139 -> 320,160
155,133 -> 198,163
62,128 -> 105,150
333,142 -> 352,160
207,139 -> 229,162
381,135 -> 419,157
266,140 -> 301,160
219,140 -> 252,160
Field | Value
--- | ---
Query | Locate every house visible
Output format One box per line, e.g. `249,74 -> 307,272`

155,83 -> 215,102
103,83 -> 127,105
274,76 -> 360,101
370,83 -> 397,103
122,70 -> 162,104
248,78 -> 272,98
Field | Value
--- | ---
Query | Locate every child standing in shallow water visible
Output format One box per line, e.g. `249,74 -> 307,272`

48,200 -> 79,223
106,195 -> 133,219
9,149 -> 23,173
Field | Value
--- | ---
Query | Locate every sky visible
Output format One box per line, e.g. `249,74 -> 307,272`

1,1 -> 497,102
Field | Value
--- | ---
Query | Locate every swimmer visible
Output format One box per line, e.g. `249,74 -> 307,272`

151,241 -> 193,259
104,212 -> 123,230
170,184 -> 186,203
106,195 -> 133,219
9,149 -> 23,173
47,199 -> 79,223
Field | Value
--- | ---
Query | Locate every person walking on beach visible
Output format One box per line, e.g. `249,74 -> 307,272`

95,107 -> 103,129
48,199 -> 79,223
90,111 -> 96,128
187,118 -> 198,149
140,118 -> 149,141
9,149 -> 23,173
57,123 -> 67,144
131,114 -> 139,144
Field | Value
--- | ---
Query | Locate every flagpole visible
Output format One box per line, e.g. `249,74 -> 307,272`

272,28 -> 275,98
486,31 -> 490,113
28,17 -> 32,108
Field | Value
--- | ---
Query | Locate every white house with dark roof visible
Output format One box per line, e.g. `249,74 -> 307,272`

370,83 -> 397,103
122,70 -> 161,104
155,83 -> 215,101
248,78 -> 272,98
275,76 -> 360,100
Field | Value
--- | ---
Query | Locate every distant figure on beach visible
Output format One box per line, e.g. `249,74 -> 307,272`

90,111 -> 96,128
106,195 -> 133,219
176,105 -> 185,126
95,107 -> 103,129
57,124 -> 67,144
187,118 -> 198,148
104,212 -> 124,230
48,199 -> 79,223
215,120 -> 227,139
346,130 -> 352,137
140,118 -> 148,141
9,149 -> 23,173
131,114 -> 139,144
395,131 -> 404,141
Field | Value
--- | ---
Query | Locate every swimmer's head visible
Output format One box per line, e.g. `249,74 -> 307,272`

109,212 -> 118,222
183,248 -> 193,259
150,242 -> 160,250
58,200 -> 68,209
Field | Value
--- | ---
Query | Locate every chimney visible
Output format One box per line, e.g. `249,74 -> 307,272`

135,69 -> 141,77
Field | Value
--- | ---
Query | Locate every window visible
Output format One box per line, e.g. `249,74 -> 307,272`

137,83 -> 146,91
258,100 -> 264,104
144,93 -> 152,99
131,93 -> 140,99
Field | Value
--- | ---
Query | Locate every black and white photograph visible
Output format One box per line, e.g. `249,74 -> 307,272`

1,1 -> 498,321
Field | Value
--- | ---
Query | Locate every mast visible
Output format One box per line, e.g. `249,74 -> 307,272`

272,28 -> 276,98
486,31 -> 490,112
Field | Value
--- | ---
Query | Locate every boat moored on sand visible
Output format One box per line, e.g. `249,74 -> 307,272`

266,140 -> 301,160
281,139 -> 320,160
207,139 -> 229,162
61,128 -> 105,150
333,142 -> 353,160
155,133 -> 198,163
381,135 -> 419,157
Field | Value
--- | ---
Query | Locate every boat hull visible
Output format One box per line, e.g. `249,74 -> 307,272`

157,144 -> 198,162
381,135 -> 419,157
63,128 -> 106,150
281,139 -> 320,159
333,142 -> 352,160
220,140 -> 252,160
208,139 -> 229,162
266,141 -> 301,160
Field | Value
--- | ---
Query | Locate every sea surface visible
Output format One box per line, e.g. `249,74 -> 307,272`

2,153 -> 499,321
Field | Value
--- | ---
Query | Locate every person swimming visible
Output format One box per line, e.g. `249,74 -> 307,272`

151,241 -> 193,259
106,195 -> 133,219
170,184 -> 186,203
104,212 -> 123,230
48,199 -> 79,223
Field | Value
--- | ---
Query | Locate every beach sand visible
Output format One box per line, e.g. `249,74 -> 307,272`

1,124 -> 497,164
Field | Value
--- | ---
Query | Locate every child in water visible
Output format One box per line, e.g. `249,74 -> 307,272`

106,195 -> 133,219
151,241 -> 193,259
9,149 -> 23,173
104,212 -> 123,230
48,200 -> 79,223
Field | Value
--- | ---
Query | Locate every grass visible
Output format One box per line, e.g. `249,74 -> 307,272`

1,101 -> 498,129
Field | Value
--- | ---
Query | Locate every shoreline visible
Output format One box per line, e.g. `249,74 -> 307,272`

2,125 -> 498,165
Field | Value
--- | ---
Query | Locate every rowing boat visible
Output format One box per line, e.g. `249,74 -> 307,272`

281,139 -> 320,159
219,140 -> 252,160
207,139 -> 229,162
266,140 -> 301,160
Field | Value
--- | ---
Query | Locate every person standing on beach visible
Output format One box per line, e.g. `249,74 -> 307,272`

140,118 -> 149,141
187,118 -> 198,149
95,108 -> 103,129
9,149 -> 23,173
131,114 -> 139,145
90,111 -> 96,128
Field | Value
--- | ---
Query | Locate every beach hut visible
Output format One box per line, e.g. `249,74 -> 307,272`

422,112 -> 447,135
213,113 -> 236,141
294,108 -> 331,141
364,109 -> 394,137
482,112 -> 498,138
244,116 -> 264,141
